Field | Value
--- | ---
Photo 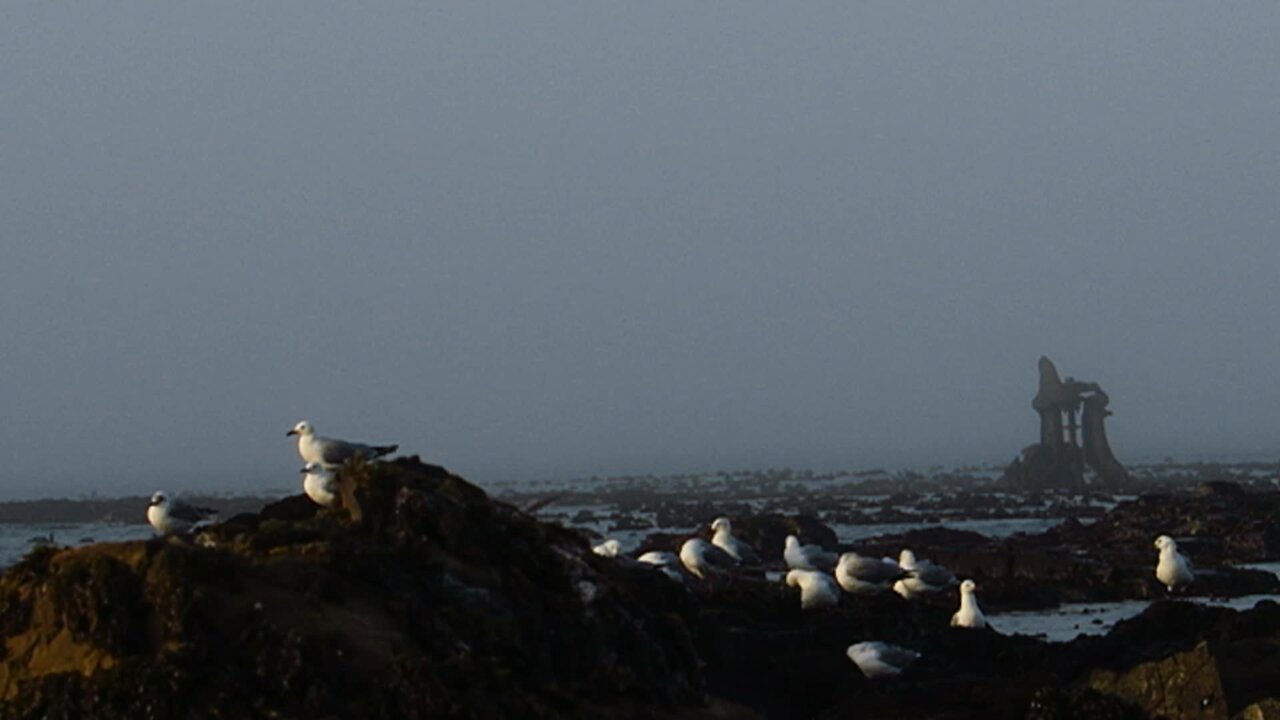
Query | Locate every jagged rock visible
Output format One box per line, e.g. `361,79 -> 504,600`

1087,641 -> 1228,720
0,458 -> 715,719
1237,698 -> 1280,720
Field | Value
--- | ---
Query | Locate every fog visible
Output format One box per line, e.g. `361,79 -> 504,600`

2,3 -> 1278,499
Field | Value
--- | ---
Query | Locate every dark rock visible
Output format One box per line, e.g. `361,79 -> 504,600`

0,459 -> 713,719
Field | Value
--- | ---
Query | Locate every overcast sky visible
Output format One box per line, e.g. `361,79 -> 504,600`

2,3 -> 1278,499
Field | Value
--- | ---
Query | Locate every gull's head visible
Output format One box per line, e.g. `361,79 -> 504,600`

287,420 -> 314,438
898,549 -> 917,567
1154,535 -> 1175,550
785,534 -> 800,550
710,517 -> 730,533
149,491 -> 168,508
846,642 -> 874,662
785,569 -> 804,587
960,579 -> 977,593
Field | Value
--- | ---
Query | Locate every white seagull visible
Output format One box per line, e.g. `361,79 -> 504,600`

147,492 -> 217,535
710,517 -> 760,564
893,549 -> 957,598
1154,535 -> 1194,593
836,552 -> 905,595
847,641 -> 921,678
950,579 -> 987,629
301,462 -> 339,507
637,550 -> 686,582
784,569 -> 840,609
592,539 -> 622,558
679,538 -> 738,579
784,535 -> 838,572
287,420 -> 398,468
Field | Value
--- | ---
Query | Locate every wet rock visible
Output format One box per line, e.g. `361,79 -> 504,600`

0,458 -> 712,719
1087,640 -> 1228,720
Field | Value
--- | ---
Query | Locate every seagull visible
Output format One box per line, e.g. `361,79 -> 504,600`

147,492 -> 217,535
950,579 -> 987,629
847,641 -> 920,678
638,550 -> 686,582
1154,535 -> 1194,593
710,517 -> 760,564
301,462 -> 339,507
784,535 -> 838,572
592,539 -> 622,558
679,538 -> 738,579
785,569 -> 840,609
894,549 -> 957,597
287,420 -> 398,468
836,552 -> 906,595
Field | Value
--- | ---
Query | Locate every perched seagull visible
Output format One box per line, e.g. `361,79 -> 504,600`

950,579 -> 987,629
1154,535 -> 1195,593
592,539 -> 622,558
894,549 -> 957,598
679,538 -> 738,579
836,552 -> 906,595
785,569 -> 840,609
287,420 -> 398,468
637,550 -> 686,582
147,492 -> 217,535
710,517 -> 760,564
784,535 -> 838,572
847,641 -> 921,678
301,463 -> 339,507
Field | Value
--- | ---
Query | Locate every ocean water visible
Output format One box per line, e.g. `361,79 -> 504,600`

0,523 -> 154,570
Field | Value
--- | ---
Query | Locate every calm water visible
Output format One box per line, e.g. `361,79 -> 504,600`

0,522 -> 154,570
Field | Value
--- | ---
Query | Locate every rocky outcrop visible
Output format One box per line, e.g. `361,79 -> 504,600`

2,459 -> 1279,719
0,458 -> 717,719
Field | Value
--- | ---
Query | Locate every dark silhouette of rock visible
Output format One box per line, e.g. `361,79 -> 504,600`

1006,356 -> 1131,491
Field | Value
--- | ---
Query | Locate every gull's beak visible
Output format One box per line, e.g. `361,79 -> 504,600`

286,429 -> 298,437
299,467 -> 309,474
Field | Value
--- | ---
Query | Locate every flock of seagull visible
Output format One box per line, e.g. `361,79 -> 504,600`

145,420 -> 397,534
595,516 -> 1198,677
139,422 -> 1198,679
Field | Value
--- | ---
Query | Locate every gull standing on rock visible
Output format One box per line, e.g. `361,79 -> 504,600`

287,420 -> 398,468
847,641 -> 921,678
710,517 -> 760,564
1154,535 -> 1194,593
784,535 -> 838,572
784,569 -> 840,609
836,552 -> 905,595
680,538 -> 738,579
950,579 -> 987,629
147,492 -> 217,535
301,463 -> 339,507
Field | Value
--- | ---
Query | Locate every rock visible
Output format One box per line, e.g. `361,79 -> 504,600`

1025,687 -> 1147,720
0,458 -> 713,719
1237,698 -> 1280,720
1087,641 -> 1228,720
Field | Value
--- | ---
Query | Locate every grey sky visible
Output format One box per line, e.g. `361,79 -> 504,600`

2,3 -> 1278,499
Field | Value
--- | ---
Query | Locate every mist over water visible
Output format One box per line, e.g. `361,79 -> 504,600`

2,4 -> 1279,500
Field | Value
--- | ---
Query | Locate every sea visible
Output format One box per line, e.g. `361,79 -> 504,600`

0,522 -> 154,569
